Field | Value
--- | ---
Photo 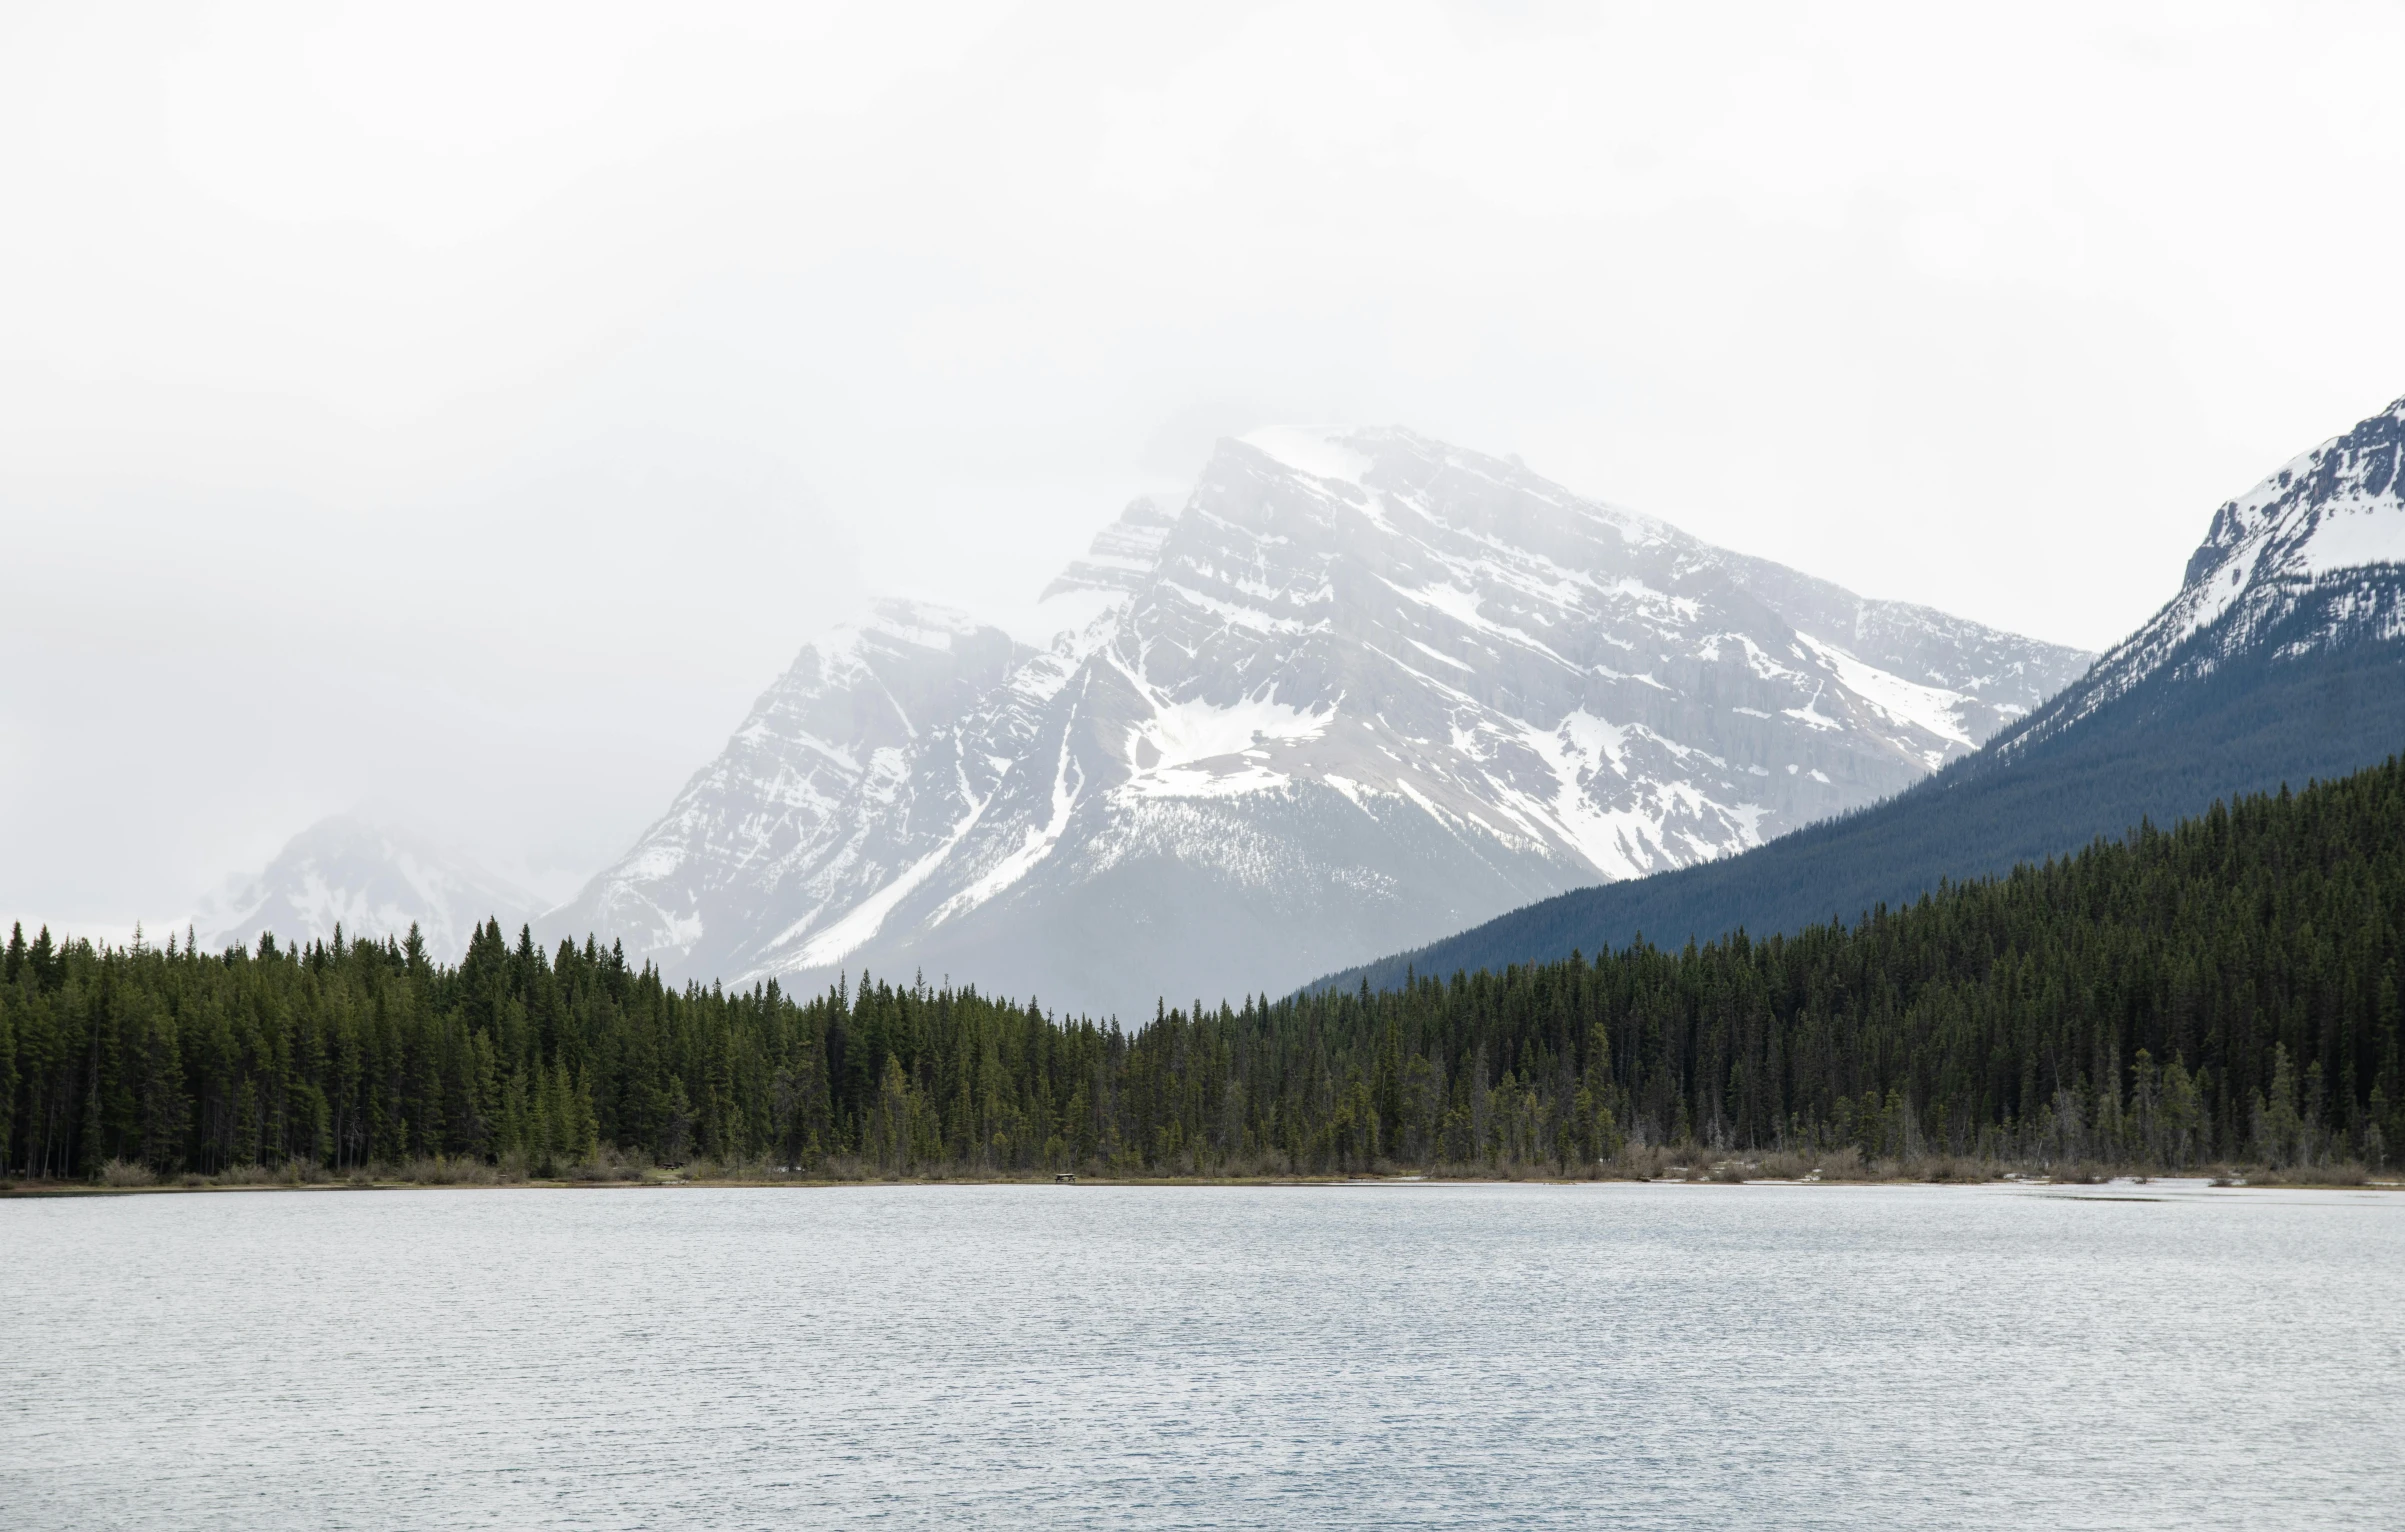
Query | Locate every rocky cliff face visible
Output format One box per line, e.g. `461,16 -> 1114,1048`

555,428 -> 2093,1015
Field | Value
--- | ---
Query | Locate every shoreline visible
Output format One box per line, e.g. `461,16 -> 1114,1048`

8,1169 -> 2398,1198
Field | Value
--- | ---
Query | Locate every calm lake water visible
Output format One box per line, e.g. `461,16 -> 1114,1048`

2,1181 -> 2399,1529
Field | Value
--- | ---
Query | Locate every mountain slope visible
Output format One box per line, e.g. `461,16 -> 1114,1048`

559,428 -> 2090,1016
192,813 -> 540,958
549,599 -> 1035,980
1320,392 -> 2405,992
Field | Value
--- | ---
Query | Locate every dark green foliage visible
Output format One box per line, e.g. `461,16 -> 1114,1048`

8,757 -> 2405,1178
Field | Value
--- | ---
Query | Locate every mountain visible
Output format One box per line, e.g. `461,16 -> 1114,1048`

555,428 -> 2091,1016
1321,393 -> 2405,992
192,813 -> 540,959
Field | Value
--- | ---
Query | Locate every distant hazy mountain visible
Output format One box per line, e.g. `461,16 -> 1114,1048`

193,814 -> 539,959
1321,392 -> 2405,991
554,428 -> 2091,1016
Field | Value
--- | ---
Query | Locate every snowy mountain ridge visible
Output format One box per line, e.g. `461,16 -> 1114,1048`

553,428 -> 2094,1015
2007,393 -> 2405,758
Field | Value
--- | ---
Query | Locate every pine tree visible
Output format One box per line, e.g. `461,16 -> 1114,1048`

661,1075 -> 693,1166
873,1053 -> 911,1175
2255,1045 -> 2304,1168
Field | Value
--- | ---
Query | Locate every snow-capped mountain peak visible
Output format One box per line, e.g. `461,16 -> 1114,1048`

192,813 -> 539,960
2008,393 -> 2405,754
556,428 -> 2093,1014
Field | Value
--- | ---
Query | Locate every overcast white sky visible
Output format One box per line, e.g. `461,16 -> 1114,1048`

7,0 -> 2405,930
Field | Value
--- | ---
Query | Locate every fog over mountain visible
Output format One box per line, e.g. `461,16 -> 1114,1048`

550,429 -> 2090,1015
11,8 -> 2405,940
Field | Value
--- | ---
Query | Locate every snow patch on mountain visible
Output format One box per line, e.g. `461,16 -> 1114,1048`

793,789 -> 991,968
934,737 -> 1084,923
1129,691 -> 1333,773
2294,500 -> 2405,576
1794,633 -> 1976,757
1782,689 -> 1843,732
1504,709 -> 1707,881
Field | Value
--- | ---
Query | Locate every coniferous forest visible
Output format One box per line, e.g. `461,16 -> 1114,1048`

7,756 -> 2405,1185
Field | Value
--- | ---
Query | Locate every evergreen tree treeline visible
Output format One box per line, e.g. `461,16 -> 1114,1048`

7,757 -> 2405,1179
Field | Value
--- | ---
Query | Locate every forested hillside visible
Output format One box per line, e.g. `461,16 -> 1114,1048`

7,756 -> 2405,1180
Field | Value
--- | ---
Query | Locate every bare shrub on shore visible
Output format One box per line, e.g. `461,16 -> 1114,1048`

2243,1160 -> 2370,1187
685,1156 -> 797,1183
1606,1143 -> 1672,1180
562,1146 -> 651,1182
1816,1147 -> 1870,1181
399,1156 -> 500,1186
1217,1150 -> 1293,1180
99,1158 -> 155,1187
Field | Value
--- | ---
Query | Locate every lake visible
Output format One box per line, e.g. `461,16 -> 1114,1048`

3,1181 -> 2399,1529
